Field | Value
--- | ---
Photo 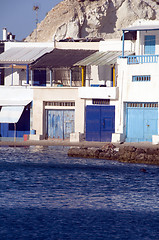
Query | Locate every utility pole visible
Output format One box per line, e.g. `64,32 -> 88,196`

33,5 -> 39,42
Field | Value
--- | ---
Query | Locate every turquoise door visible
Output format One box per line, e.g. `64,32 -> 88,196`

126,103 -> 158,142
47,110 -> 75,139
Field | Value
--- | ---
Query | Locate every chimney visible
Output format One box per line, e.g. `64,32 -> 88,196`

3,28 -> 7,41
9,33 -> 12,41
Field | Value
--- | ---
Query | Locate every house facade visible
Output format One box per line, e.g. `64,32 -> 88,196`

112,20 -> 159,144
0,38 -> 129,142
0,40 -> 100,141
2,20 -> 159,144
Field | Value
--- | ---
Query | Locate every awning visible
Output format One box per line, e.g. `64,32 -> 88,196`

122,25 -> 159,32
0,87 -> 32,123
0,99 -> 31,106
30,48 -> 97,68
74,51 -> 134,66
0,47 -> 53,65
0,106 -> 24,123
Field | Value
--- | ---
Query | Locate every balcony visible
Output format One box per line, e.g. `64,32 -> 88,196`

78,87 -> 119,100
127,55 -> 159,64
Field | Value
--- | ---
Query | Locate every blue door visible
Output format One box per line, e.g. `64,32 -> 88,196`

47,110 -> 75,139
126,103 -> 158,142
100,106 -> 115,142
64,111 -> 75,139
86,105 -> 115,142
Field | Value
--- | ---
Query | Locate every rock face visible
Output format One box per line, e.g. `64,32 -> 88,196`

68,143 -> 159,165
25,0 -> 159,42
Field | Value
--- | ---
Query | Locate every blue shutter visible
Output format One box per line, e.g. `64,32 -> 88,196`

144,35 -> 155,55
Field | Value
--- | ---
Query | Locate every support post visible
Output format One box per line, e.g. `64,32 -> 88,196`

113,65 -> 116,87
50,69 -> 52,86
31,69 -> 33,86
122,31 -> 125,58
26,65 -> 29,84
70,68 -> 72,87
81,66 -> 85,87
11,64 -> 13,86
14,123 -> 16,142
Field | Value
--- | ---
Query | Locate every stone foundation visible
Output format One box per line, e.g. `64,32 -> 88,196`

68,143 -> 159,165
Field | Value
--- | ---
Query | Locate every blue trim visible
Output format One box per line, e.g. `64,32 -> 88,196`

11,64 -> 13,85
127,55 -> 159,64
26,65 -> 29,84
122,31 -> 125,57
122,27 -> 159,32
132,75 -> 151,82
91,84 -> 100,87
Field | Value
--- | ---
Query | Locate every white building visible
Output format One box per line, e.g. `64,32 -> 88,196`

0,39 -> 101,141
3,22 -> 157,143
112,20 -> 159,144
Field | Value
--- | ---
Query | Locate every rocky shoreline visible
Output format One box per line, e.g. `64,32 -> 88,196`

1,140 -> 159,166
68,143 -> 159,165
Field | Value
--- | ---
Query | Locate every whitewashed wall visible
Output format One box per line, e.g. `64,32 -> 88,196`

31,87 -> 85,140
113,57 -> 159,142
5,42 -> 54,51
99,39 -> 134,52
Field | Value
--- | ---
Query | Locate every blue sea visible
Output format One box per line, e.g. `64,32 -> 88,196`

0,146 -> 158,240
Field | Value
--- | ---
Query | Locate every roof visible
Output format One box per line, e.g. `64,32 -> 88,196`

123,25 -> 159,32
59,37 -> 103,42
30,48 -> 97,68
74,51 -> 134,66
0,47 -> 53,64
0,99 -> 31,106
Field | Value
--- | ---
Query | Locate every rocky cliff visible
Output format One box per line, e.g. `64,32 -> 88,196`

25,0 -> 159,42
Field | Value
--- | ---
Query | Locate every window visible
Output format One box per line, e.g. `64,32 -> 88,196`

144,35 -> 155,55
45,101 -> 75,107
127,102 -> 158,108
132,75 -> 151,82
33,70 -> 46,86
92,99 -> 110,105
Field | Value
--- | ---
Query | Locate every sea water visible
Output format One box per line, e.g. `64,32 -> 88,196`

0,146 -> 158,240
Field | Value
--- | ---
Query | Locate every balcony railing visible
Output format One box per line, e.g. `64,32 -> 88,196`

127,55 -> 159,64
